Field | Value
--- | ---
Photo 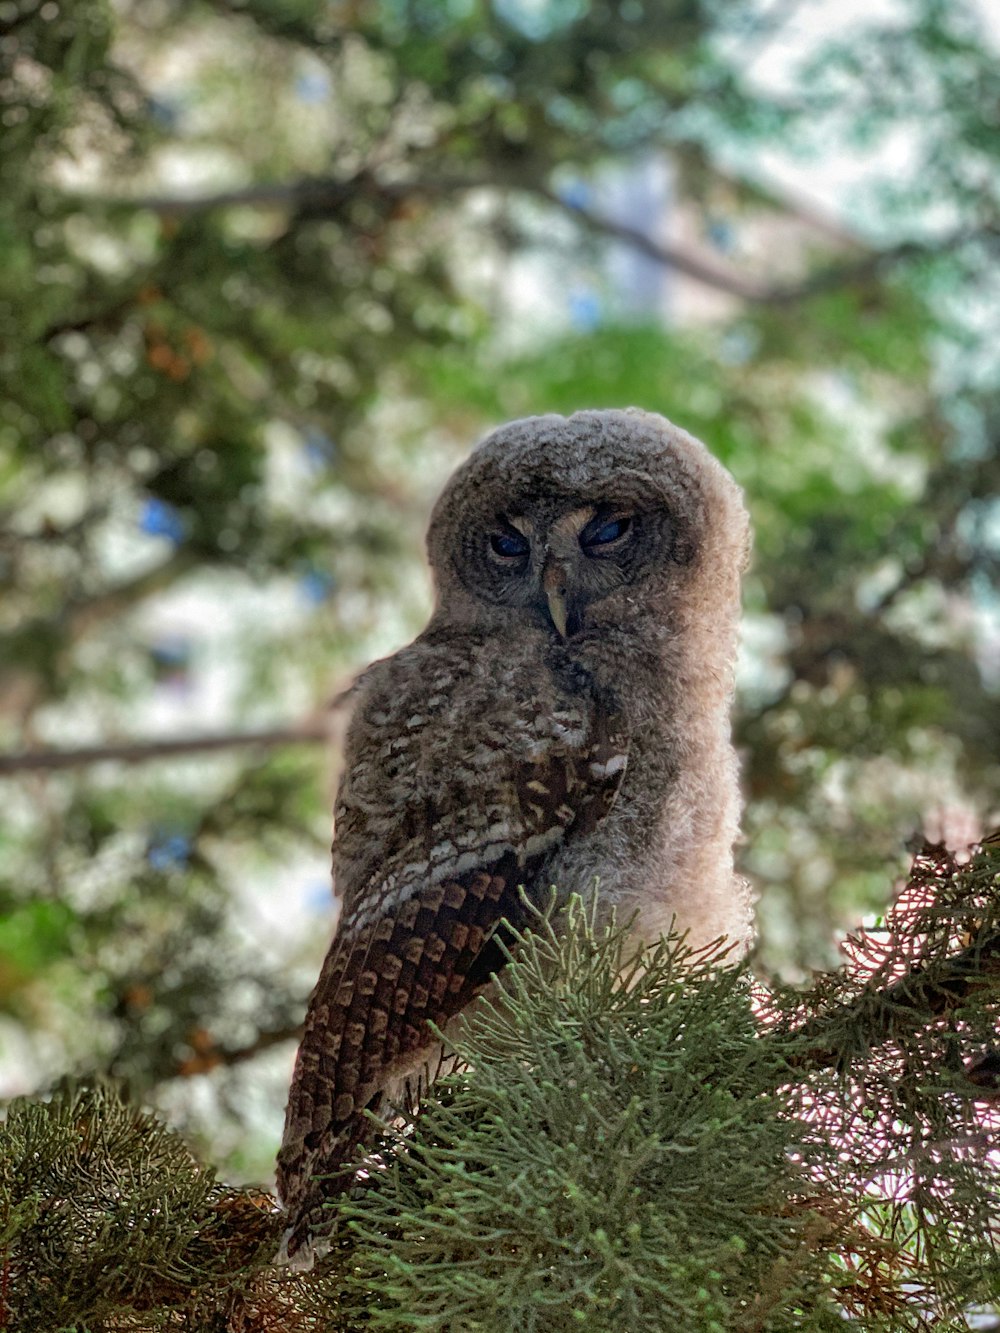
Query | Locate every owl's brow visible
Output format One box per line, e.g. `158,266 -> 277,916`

549,507 -> 596,540
505,507 -> 598,540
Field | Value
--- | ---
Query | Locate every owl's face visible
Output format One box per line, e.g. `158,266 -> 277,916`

426,410 -> 742,646
446,487 -> 692,640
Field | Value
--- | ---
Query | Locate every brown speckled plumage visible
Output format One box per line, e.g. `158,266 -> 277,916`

276,409 -> 751,1266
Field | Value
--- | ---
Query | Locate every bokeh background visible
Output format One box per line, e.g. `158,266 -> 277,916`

2,0 -> 999,1186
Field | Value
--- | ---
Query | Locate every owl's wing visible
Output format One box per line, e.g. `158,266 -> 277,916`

275,696 -> 627,1266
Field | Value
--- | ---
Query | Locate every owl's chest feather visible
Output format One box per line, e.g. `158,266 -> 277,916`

332,633 -> 625,909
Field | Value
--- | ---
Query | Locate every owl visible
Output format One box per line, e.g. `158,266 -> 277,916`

276,408 -> 752,1266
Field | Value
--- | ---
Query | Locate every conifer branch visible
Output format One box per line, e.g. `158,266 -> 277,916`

785,928 -> 1000,1072
779,836 -> 1000,1074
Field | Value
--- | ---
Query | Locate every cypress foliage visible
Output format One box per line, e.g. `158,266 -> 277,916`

329,909 -> 823,1332
3,838 -> 1000,1331
0,1082 -> 338,1330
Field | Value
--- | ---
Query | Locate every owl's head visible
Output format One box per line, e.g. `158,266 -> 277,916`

426,409 -> 749,659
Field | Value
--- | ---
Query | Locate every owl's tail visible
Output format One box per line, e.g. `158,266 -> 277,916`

273,1114 -> 371,1269
274,1181 -> 351,1270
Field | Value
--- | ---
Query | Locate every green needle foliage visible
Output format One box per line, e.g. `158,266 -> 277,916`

333,907 -> 813,1333
0,1082 -> 335,1331
5,838 -> 1000,1331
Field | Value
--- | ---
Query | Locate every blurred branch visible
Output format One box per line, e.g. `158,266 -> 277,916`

97,173 -> 776,300
762,227 -> 1000,304
867,449 -> 1000,615
540,184 -> 1000,304
65,551 -> 200,636
172,1021 -> 305,1078
529,183 -> 773,301
42,295 -> 143,345
685,157 -> 868,251
0,719 -> 331,775
1,551 -> 199,656
98,171 -> 999,306
0,552 -> 201,716
103,175 -> 381,218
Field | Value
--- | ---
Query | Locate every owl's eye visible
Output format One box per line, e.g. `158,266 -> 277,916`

580,513 -> 632,555
490,529 -> 529,560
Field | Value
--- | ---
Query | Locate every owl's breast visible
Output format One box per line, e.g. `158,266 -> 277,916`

331,629 -> 623,915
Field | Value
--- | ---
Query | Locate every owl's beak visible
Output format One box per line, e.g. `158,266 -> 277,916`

542,561 -> 569,639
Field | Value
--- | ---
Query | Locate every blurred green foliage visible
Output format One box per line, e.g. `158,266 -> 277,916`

0,0 -> 998,1216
